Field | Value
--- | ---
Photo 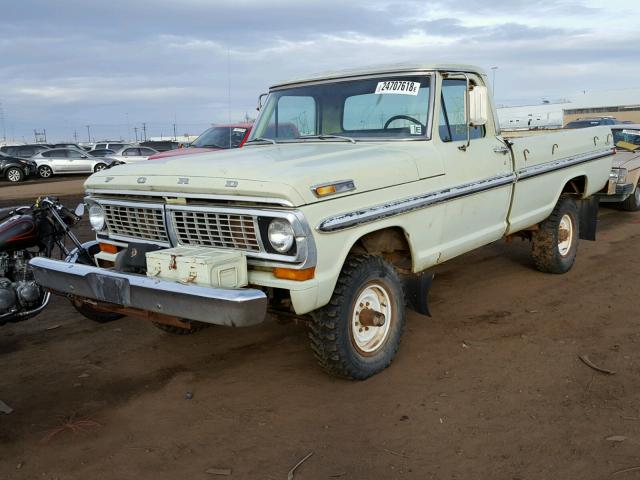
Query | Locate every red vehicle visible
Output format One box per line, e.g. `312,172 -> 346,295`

148,123 -> 252,160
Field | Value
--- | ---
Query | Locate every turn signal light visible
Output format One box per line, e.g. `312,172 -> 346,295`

99,243 -> 118,254
273,267 -> 315,281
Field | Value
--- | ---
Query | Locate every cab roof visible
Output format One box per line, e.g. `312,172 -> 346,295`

270,63 -> 486,89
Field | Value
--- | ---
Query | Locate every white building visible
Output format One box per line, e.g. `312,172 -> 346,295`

498,88 -> 640,130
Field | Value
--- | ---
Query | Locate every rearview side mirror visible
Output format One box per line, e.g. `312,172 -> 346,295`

468,85 -> 488,126
256,93 -> 268,111
74,203 -> 85,218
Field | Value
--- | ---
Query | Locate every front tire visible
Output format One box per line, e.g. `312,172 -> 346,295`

308,255 -> 405,380
94,163 -> 107,173
73,300 -> 125,323
620,184 -> 640,211
5,167 -> 24,183
152,322 -> 208,335
38,165 -> 53,178
531,195 -> 579,274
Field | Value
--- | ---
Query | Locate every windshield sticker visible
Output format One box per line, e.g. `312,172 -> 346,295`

375,81 -> 420,96
622,129 -> 640,136
409,124 -> 422,135
233,128 -> 247,133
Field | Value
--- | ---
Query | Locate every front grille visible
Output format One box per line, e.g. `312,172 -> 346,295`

170,210 -> 261,252
103,204 -> 169,243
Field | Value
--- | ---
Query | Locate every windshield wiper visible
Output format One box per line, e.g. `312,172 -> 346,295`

248,137 -> 277,145
298,135 -> 357,144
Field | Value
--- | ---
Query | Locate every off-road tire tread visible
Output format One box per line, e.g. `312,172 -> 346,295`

307,254 -> 405,380
620,185 -> 640,211
531,195 -> 579,274
73,302 -> 125,323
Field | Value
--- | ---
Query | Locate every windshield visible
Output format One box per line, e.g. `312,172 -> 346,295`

249,75 -> 432,142
192,126 -> 248,149
613,128 -> 640,149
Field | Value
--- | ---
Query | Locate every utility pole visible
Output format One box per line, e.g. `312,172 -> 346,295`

490,66 -> 498,97
73,130 -> 78,142
173,123 -> 177,141
142,122 -> 147,142
0,102 -> 6,144
133,127 -> 139,142
86,125 -> 91,143
125,112 -> 130,142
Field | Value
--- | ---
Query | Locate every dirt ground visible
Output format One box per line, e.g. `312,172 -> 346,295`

1,185 -> 640,479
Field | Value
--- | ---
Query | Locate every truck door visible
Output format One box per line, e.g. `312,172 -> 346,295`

436,75 -> 515,262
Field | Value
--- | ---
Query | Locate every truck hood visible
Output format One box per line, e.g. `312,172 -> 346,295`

612,150 -> 640,169
85,142 -> 421,206
148,147 -> 219,161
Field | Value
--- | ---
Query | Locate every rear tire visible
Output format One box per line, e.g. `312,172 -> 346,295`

5,167 -> 24,183
620,184 -> 640,211
531,195 -> 579,274
308,255 -> 405,380
94,163 -> 107,173
38,165 -> 53,178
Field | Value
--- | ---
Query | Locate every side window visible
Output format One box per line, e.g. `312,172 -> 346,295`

439,79 -> 485,142
123,148 -> 139,156
95,143 -> 107,149
140,148 -> 155,155
68,150 -> 84,158
263,96 -> 316,138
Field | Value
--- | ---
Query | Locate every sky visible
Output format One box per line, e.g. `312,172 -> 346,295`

0,0 -> 637,143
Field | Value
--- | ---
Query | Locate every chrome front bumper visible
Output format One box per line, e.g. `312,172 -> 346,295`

598,182 -> 635,203
29,257 -> 267,327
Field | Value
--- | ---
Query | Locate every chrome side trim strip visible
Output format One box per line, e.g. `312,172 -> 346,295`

317,147 -> 614,233
317,173 -> 516,233
517,148 -> 614,180
86,189 -> 295,207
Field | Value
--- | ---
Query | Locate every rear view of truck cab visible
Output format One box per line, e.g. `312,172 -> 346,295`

30,64 -> 614,380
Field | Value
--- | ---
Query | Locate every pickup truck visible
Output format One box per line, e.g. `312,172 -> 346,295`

30,64 -> 615,380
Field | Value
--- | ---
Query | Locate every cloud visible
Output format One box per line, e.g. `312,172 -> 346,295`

0,0 -> 637,141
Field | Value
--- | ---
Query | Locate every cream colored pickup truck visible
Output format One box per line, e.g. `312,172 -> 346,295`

30,64 -> 615,379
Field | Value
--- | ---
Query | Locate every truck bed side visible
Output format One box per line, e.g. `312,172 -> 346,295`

506,126 -> 614,233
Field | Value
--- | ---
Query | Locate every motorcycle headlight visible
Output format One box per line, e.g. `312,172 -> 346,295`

267,218 -> 295,253
88,203 -> 106,231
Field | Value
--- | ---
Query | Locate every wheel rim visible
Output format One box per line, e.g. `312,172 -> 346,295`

351,281 -> 393,355
39,167 -> 51,178
635,186 -> 640,203
7,169 -> 21,182
95,164 -> 106,172
558,214 -> 574,256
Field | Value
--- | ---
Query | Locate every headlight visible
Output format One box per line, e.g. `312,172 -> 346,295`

610,168 -> 628,184
88,204 -> 106,231
267,218 -> 295,253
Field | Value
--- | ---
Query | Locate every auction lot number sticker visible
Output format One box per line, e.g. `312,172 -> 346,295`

375,81 -> 420,96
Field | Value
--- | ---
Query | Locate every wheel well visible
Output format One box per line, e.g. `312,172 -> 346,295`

562,175 -> 587,196
349,227 -> 412,272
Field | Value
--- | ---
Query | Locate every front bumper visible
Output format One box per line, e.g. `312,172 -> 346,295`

29,257 -> 267,327
598,182 -> 635,203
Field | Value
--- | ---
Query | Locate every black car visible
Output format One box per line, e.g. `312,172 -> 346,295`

0,152 -> 35,183
0,144 -> 51,159
139,140 -> 179,152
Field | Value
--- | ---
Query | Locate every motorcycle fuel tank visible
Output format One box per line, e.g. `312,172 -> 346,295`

0,215 -> 38,251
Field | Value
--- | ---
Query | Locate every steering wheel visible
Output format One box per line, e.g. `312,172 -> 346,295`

383,115 -> 423,130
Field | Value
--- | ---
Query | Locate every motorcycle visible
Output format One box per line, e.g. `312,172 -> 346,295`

0,197 -> 88,326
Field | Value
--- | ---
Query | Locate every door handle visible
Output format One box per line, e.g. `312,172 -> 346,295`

493,145 -> 510,155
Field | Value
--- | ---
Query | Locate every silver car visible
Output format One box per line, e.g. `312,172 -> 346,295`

31,148 -> 114,178
107,145 -> 158,164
